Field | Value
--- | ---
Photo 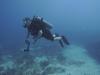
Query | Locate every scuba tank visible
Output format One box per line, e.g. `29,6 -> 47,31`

32,16 -> 53,30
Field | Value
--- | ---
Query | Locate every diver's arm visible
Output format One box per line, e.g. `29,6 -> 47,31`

36,30 -> 43,39
38,30 -> 43,37
33,30 -> 43,43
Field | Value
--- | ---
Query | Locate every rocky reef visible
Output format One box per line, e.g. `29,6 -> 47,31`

0,45 -> 100,75
0,49 -> 66,75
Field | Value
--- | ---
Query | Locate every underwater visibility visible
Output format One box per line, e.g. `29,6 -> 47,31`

0,0 -> 100,75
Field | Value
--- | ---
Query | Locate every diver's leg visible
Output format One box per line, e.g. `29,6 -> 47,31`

53,34 -> 62,40
42,29 -> 54,40
53,34 -> 70,47
59,40 -> 64,47
62,36 -> 70,45
52,34 -> 64,47
24,39 -> 30,51
53,36 -> 62,40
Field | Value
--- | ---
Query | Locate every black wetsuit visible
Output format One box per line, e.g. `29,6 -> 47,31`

42,29 -> 54,41
28,19 -> 54,41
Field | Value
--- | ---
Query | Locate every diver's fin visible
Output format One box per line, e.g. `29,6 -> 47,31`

62,36 -> 70,45
59,40 -> 64,47
24,49 -> 29,52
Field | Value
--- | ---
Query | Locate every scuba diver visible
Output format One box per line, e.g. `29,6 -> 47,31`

23,16 -> 69,51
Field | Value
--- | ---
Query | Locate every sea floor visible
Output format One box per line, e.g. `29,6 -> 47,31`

0,45 -> 100,75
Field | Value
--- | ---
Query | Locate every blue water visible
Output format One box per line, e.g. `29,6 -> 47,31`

0,0 -> 100,65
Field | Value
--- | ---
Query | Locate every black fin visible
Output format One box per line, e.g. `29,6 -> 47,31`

59,40 -> 64,47
62,36 -> 70,45
24,49 -> 29,52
